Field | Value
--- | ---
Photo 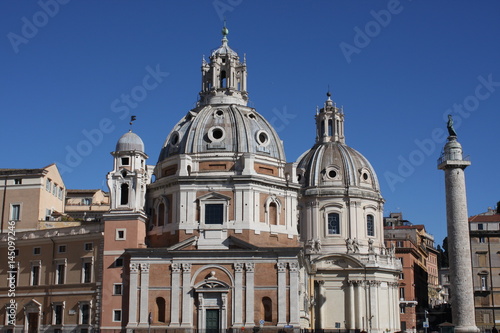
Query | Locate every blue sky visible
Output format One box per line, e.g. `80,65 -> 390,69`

2,1 -> 500,246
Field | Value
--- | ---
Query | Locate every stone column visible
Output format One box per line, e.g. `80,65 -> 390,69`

170,263 -> 181,326
139,263 -> 150,325
234,263 -> 244,326
181,263 -> 192,327
128,263 -> 139,326
245,262 -> 255,327
277,262 -> 287,326
348,281 -> 355,329
355,280 -> 364,330
438,135 -> 478,333
289,262 -> 300,326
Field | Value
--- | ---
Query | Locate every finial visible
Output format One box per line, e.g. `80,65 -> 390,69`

447,114 -> 458,137
327,84 -> 331,98
222,20 -> 229,41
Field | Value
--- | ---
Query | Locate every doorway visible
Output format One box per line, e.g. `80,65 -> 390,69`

206,309 -> 220,332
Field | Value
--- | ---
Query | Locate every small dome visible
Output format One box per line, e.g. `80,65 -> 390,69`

297,142 -> 380,194
116,131 -> 145,152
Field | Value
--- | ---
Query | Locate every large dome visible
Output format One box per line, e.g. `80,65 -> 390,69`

158,104 -> 286,162
297,142 -> 380,194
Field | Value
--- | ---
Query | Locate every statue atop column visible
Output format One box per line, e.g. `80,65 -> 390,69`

447,114 -> 458,137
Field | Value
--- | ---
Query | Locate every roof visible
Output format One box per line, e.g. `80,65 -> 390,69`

469,214 -> 500,222
0,163 -> 56,176
384,224 -> 425,230
116,131 -> 145,152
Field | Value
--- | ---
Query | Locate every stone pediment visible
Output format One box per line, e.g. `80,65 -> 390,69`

313,255 -> 364,270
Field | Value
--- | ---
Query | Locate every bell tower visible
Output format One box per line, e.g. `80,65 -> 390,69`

199,25 -> 248,106
101,130 -> 153,330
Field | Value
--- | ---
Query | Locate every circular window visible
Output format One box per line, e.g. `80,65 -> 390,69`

363,173 -> 369,180
215,109 -> 224,117
328,170 -> 337,178
170,132 -> 179,145
255,130 -> 270,146
207,126 -> 225,142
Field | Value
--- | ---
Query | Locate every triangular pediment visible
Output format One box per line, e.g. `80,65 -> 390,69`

167,236 -> 198,250
197,192 -> 232,201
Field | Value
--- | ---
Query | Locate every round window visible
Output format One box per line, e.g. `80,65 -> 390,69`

170,132 -> 179,145
328,170 -> 337,178
363,173 -> 369,180
207,126 -> 225,142
215,109 -> 224,117
255,130 -> 270,146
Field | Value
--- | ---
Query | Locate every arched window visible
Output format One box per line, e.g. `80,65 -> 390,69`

269,202 -> 278,225
327,213 -> 340,234
328,119 -> 333,136
156,297 -> 166,323
220,71 -> 227,88
367,214 -> 375,236
120,184 -> 129,205
158,203 -> 165,226
262,297 -> 272,322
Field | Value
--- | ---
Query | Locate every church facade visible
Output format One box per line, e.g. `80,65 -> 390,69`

100,27 -> 401,332
0,27 -> 401,333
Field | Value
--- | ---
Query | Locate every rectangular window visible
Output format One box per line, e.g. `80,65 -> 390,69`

481,276 -> 488,290
113,310 -> 122,322
399,257 -> 404,265
10,204 -> 21,221
399,287 -> 405,300
80,303 -> 90,325
479,237 -> 486,243
46,179 -> 52,192
58,245 -> 66,253
205,204 -> 224,224
33,247 -> 41,255
31,263 -> 40,286
58,187 -> 63,200
56,263 -> 66,285
45,208 -> 52,221
82,259 -> 93,283
328,213 -> 340,234
121,157 -> 130,165
367,214 -> 375,236
400,306 -> 406,314
116,229 -> 126,240
84,242 -> 93,251
14,178 -> 22,184
53,303 -> 64,325
399,273 -> 404,280
82,198 -> 92,205
478,223 -> 484,230
52,183 -> 57,196
113,283 -> 123,295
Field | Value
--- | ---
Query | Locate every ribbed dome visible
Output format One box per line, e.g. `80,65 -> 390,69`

158,104 -> 286,162
116,131 -> 145,152
297,142 -> 380,193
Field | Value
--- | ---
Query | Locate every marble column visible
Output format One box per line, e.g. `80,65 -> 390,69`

234,263 -> 244,326
170,263 -> 181,326
348,281 -> 355,329
438,135 -> 478,333
277,262 -> 287,326
139,263 -> 150,325
128,263 -> 139,325
289,262 -> 300,326
181,263 -> 192,327
245,263 -> 255,327
355,280 -> 364,330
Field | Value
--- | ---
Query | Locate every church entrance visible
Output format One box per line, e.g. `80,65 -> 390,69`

206,309 -> 220,332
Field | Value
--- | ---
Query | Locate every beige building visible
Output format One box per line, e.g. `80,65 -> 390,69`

469,206 -> 500,332
0,164 -> 65,232
65,189 -> 110,222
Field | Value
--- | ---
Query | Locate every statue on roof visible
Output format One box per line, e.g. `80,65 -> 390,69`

447,114 -> 457,137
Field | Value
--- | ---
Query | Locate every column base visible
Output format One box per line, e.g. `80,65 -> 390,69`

455,325 -> 480,333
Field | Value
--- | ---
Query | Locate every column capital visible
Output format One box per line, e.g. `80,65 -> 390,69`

277,262 -> 287,272
140,263 -> 150,272
172,262 -> 182,273
130,262 -> 140,273
234,262 -> 244,273
245,262 -> 254,272
182,263 -> 192,272
289,262 -> 299,272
